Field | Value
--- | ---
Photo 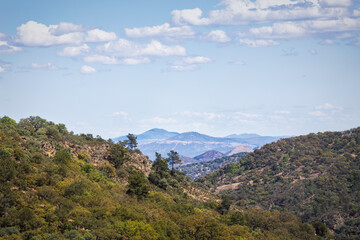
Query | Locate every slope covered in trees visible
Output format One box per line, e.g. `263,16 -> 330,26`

197,127 -> 360,239
177,152 -> 248,180
0,116 -> 329,239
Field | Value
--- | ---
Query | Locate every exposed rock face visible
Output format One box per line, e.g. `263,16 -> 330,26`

41,140 -> 56,157
122,152 -> 152,177
64,142 -> 152,177
34,138 -> 152,182
65,141 -> 110,165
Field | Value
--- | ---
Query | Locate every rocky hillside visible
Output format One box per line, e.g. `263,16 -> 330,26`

0,116 -> 327,240
197,127 -> 360,239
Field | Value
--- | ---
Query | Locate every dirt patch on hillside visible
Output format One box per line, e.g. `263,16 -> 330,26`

215,182 -> 242,194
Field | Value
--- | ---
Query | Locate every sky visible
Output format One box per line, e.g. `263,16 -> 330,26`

0,0 -> 360,138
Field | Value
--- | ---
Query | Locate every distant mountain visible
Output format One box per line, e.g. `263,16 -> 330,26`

169,132 -> 228,142
113,128 -> 179,143
113,129 -> 285,160
179,155 -> 197,165
193,150 -> 225,162
226,133 -> 261,139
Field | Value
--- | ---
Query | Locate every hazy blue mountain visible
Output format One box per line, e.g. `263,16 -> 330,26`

226,133 -> 261,139
179,155 -> 197,165
113,128 -> 179,143
168,132 -> 229,142
114,129 -> 285,160
138,140 -> 251,160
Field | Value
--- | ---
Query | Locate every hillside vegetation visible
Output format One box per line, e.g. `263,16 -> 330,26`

0,116 -> 328,240
177,153 -> 248,180
197,128 -> 360,239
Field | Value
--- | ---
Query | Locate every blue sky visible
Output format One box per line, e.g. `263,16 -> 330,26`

1,0 -> 360,138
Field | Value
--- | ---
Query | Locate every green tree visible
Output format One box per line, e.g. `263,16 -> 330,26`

126,133 -> 138,150
107,143 -> 129,168
313,222 -> 328,237
167,150 -> 181,171
126,171 -> 150,199
0,116 -> 17,126
218,195 -> 232,215
18,116 -> 48,134
149,153 -> 171,187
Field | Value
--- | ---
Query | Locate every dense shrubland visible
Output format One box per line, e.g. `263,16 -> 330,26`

197,127 -> 360,239
0,116 -> 329,239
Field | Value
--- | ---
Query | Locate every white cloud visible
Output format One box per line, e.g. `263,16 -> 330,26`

84,55 -> 120,64
84,55 -> 150,65
170,56 -> 211,71
16,21 -> 118,47
183,56 -> 211,64
0,40 -> 22,54
171,8 -> 210,25
48,22 -> 83,35
125,23 -> 195,39
239,38 -> 279,47
315,103 -> 342,110
16,21 -> 84,46
98,39 -> 186,57
0,66 -> 5,72
206,30 -> 231,42
85,28 -> 117,42
309,111 -> 327,117
58,44 -> 90,56
80,65 -> 96,74
171,1 -> 360,44
31,62 -> 58,70
0,33 -> 6,39
235,112 -> 262,118
120,57 -> 151,65
247,18 -> 360,39
169,64 -> 198,72
113,111 -> 129,117
173,1 -> 352,26
274,110 -> 291,114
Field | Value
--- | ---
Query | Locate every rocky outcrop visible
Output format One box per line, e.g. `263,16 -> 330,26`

122,152 -> 152,177
64,141 -> 110,165
40,140 -> 56,157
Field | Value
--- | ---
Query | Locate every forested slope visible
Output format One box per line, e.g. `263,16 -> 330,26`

197,127 -> 360,239
0,116 -> 331,239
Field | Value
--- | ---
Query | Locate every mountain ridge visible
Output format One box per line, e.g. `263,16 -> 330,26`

114,129 -> 285,159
